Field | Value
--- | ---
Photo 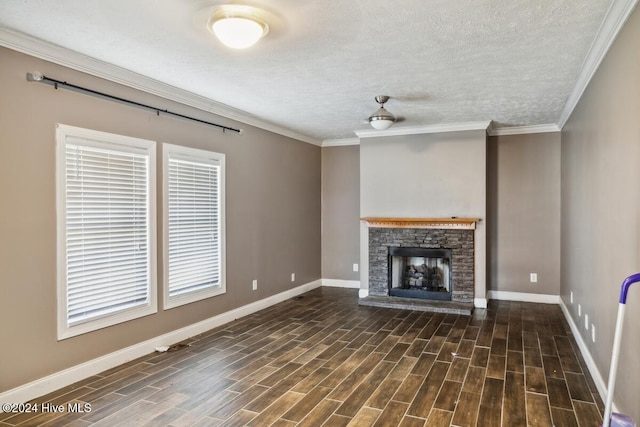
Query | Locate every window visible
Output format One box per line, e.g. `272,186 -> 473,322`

163,144 -> 225,309
56,124 -> 157,339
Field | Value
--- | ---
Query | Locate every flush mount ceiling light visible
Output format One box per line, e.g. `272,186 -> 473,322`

207,5 -> 269,49
368,95 -> 397,130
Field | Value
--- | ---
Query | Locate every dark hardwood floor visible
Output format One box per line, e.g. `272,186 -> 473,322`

0,287 -> 604,426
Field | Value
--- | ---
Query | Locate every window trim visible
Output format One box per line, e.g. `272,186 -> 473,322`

56,124 -> 157,340
162,143 -> 226,310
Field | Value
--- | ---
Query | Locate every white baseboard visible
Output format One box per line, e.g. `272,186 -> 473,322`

321,279 -> 360,289
0,279 -> 322,405
358,289 -> 369,298
488,290 -> 560,304
474,298 -> 488,308
559,299 -> 614,410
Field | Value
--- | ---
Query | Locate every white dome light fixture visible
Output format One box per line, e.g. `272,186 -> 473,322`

368,95 -> 397,130
207,5 -> 269,49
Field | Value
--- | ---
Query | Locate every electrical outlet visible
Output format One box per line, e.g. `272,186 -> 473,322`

585,314 -> 589,329
353,263 -> 359,272
570,291 -> 573,304
252,279 -> 257,291
578,304 -> 582,317
291,273 -> 295,282
530,273 -> 538,283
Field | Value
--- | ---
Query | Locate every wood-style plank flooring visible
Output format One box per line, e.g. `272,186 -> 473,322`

0,287 -> 604,426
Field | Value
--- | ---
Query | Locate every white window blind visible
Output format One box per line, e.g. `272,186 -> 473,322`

164,145 -> 225,308
57,125 -> 156,339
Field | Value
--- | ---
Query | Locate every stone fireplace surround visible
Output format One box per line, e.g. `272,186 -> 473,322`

360,217 -> 479,313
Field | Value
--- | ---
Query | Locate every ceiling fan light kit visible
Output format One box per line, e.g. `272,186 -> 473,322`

207,5 -> 269,49
368,95 -> 397,130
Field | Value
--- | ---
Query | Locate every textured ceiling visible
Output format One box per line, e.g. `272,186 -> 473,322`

0,0 -> 613,142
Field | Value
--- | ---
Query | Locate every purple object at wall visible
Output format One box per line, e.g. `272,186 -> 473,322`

611,412 -> 637,427
601,413 -> 637,427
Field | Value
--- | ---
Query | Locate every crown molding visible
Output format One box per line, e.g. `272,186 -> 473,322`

488,124 -> 561,136
556,0 -> 639,129
354,121 -> 491,139
322,138 -> 360,147
329,122 -> 560,143
0,27 -> 322,146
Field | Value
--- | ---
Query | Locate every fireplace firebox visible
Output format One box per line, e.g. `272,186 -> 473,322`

388,247 -> 452,301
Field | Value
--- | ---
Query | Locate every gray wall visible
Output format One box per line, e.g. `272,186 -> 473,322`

321,145 -> 360,280
359,131 -> 487,300
487,133 -> 561,295
0,47 -> 321,392
561,5 -> 640,420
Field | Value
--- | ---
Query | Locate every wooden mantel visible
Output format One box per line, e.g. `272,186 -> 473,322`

361,217 -> 480,230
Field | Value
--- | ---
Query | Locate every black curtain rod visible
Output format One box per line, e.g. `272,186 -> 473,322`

26,72 -> 242,134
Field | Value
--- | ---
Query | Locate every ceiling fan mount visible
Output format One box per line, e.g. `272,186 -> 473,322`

374,95 -> 390,105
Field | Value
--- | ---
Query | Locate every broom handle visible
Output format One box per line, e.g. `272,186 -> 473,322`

602,273 -> 640,427
603,304 -> 626,427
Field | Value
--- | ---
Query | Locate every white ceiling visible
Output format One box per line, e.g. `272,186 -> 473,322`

0,0 -> 622,143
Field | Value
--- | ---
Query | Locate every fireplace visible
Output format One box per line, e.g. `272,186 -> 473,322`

363,217 -> 478,304
389,247 -> 452,301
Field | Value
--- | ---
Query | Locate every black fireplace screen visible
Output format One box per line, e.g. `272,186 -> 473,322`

388,247 -> 452,301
